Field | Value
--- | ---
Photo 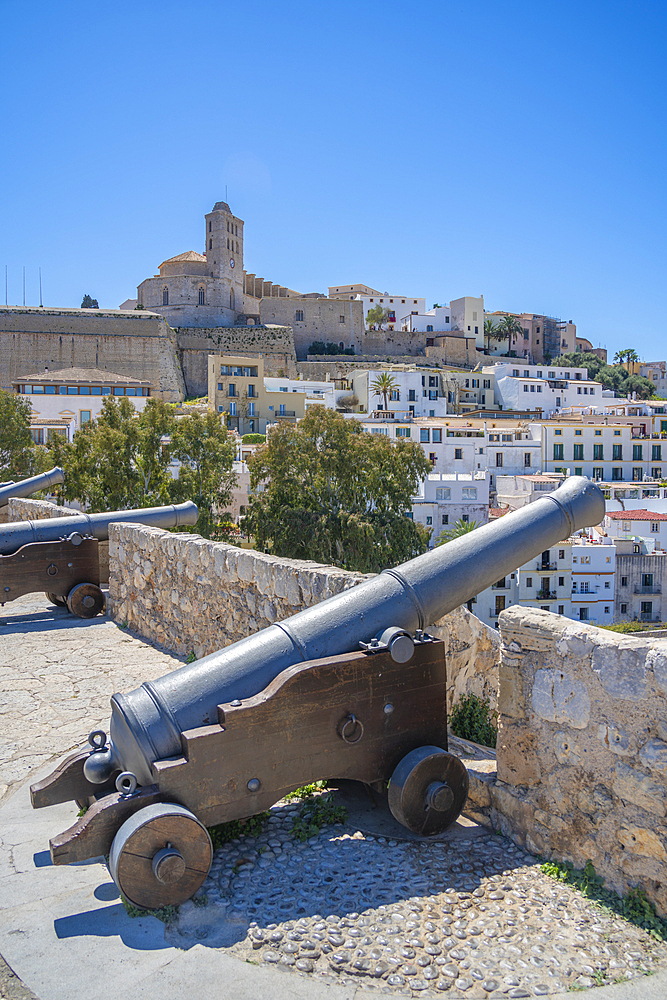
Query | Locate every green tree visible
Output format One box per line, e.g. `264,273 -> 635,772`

52,397 -> 176,510
169,410 -> 237,539
81,294 -> 99,309
0,390 -> 45,479
484,317 -> 509,352
370,372 -> 399,410
246,408 -> 431,572
436,518 -> 480,545
497,314 -> 524,349
366,305 -> 389,330
613,348 -> 640,365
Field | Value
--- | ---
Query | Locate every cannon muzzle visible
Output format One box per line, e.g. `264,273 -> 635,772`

0,467 -> 65,508
86,476 -> 605,786
0,501 -> 199,556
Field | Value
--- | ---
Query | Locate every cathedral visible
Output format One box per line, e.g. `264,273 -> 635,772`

136,202 -> 246,328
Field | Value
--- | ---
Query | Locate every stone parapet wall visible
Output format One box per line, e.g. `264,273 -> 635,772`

7,498 -> 109,582
107,523 -> 500,713
489,606 -> 667,914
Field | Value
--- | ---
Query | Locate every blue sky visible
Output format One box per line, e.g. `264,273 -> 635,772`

1,0 -> 665,360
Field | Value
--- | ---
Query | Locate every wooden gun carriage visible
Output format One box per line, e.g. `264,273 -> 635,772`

31,478 -> 605,910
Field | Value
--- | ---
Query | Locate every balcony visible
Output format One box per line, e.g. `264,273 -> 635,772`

535,562 -> 557,571
634,585 -> 662,594
275,409 -> 296,418
536,590 -> 557,600
640,613 -> 661,622
492,582 -> 509,590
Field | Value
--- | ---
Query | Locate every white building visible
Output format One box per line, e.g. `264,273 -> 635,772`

354,294 -> 426,331
540,420 -> 663,482
450,296 -> 485,349
486,361 -> 603,415
263,376 -> 340,411
401,306 -> 451,333
410,472 -> 489,546
352,369 -> 447,418
603,509 -> 667,552
13,367 -> 152,443
495,473 -> 563,509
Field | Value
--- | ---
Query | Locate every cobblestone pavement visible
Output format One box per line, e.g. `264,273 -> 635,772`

3,594 -> 667,1000
168,797 -> 667,998
0,592 -> 184,804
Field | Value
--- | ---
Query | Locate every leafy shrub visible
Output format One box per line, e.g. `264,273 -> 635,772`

242,433 -> 266,444
291,790 -> 347,841
449,692 -> 497,748
207,811 -> 270,848
598,621 -> 667,634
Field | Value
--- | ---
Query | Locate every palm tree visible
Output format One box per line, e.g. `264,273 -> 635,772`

371,372 -> 399,411
436,518 -> 480,546
484,318 -> 501,352
497,314 -> 523,351
614,349 -> 640,366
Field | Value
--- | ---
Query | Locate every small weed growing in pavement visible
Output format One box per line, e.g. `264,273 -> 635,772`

291,790 -> 347,841
185,651 -> 196,663
120,894 -> 178,924
208,811 -> 270,848
541,858 -> 667,941
117,620 -> 128,630
284,781 -> 328,801
192,893 -> 208,908
449,692 -> 498,748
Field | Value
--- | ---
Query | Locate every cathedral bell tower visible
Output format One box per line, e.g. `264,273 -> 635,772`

204,202 -> 244,315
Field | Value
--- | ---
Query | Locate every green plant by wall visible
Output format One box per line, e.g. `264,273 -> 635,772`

242,433 -> 266,444
449,692 -> 498,748
291,790 -> 347,841
598,621 -> 667,634
207,811 -> 270,848
541,858 -> 667,942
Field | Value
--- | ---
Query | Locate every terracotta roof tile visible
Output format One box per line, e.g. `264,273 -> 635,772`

606,509 -> 667,521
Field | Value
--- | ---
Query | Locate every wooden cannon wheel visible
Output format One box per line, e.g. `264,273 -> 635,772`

66,583 -> 105,618
388,745 -> 469,836
45,592 -> 68,607
109,803 -> 213,909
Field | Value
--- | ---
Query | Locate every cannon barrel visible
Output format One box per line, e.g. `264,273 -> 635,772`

0,501 -> 199,556
86,476 -> 605,786
0,467 -> 65,508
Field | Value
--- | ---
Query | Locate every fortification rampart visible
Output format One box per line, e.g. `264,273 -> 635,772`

175,324 -> 297,396
0,306 -> 185,401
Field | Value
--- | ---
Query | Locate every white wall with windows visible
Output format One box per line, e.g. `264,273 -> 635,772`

355,294 -> 426,330
352,370 -> 447,418
410,472 -> 489,547
541,422 -> 663,482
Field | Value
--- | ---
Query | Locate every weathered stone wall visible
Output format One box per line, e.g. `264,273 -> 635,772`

176,325 -> 297,396
491,606 -> 667,914
0,306 -> 185,401
107,523 -> 500,712
259,298 -> 365,359
7,498 -> 109,582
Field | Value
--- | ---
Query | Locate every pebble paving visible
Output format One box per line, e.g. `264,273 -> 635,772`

170,796 -> 667,997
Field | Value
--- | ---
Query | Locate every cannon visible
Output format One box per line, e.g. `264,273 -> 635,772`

0,466 -> 65,507
0,502 -> 199,617
31,477 -> 604,909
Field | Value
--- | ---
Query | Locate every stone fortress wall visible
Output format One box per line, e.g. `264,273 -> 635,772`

0,307 -> 298,401
107,521 -> 667,916
0,307 -> 186,402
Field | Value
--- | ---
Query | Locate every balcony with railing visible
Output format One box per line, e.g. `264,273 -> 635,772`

535,561 -> 557,570
634,585 -> 662,594
275,409 -> 296,418
640,613 -> 661,622
536,590 -> 557,600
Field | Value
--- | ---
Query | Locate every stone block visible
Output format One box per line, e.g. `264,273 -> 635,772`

649,648 -> 667,696
597,723 -> 635,757
591,642 -> 648,700
617,824 -> 667,861
531,668 -> 590,729
496,722 -> 541,786
498,662 -> 525,719
553,731 -> 581,766
612,762 -> 666,817
639,738 -> 667,776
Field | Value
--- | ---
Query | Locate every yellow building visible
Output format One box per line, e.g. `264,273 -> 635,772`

208,354 -> 306,434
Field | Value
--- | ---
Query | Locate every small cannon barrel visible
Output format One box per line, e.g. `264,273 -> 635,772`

0,467 -> 65,508
86,476 -> 605,787
0,501 -> 199,556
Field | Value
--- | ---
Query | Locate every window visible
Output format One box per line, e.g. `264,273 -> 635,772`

524,453 -> 531,467
248,385 -> 256,397
429,452 -> 436,464
651,522 -> 660,533
432,428 -> 442,443
162,287 -> 169,305
426,516 -> 432,525
454,448 -> 463,459
248,402 -> 255,417
462,487 -> 477,499
633,444 -> 643,461
641,601 -> 653,617
593,444 -> 604,461
420,429 -> 430,443
295,310 -> 304,322
604,606 -> 610,614
462,514 -> 469,522
558,605 -> 565,614
653,445 -> 662,461
441,514 -> 449,525
633,468 -> 642,481
553,444 -> 564,460
524,370 -> 530,377
652,468 -> 662,479
408,389 -> 416,401
243,366 -> 258,377
435,487 -> 451,500
513,369 -> 519,376
80,410 -> 91,425
523,385 -> 529,392
483,379 -> 491,389
579,608 -> 589,621
279,404 -> 286,416
620,575 -> 628,587
575,468 -> 583,476
555,429 -> 562,435
229,401 -> 236,416
537,385 -> 542,393
390,389 -> 400,401
429,376 -> 438,387
209,239 -> 213,249
396,428 -> 411,438
605,581 -> 610,589
198,287 -> 205,305
593,467 -> 603,480
496,453 -> 503,467
495,596 -> 506,616
612,468 -> 623,481
426,324 -> 433,332
614,430 -> 621,436
573,444 -> 584,460
228,383 -> 236,397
